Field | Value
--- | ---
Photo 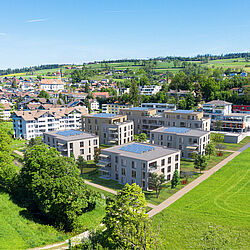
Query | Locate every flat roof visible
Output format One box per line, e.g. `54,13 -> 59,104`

127,107 -> 150,111
83,113 -> 125,118
101,142 -> 179,161
172,110 -> 194,114
43,129 -> 97,141
151,127 -> 210,137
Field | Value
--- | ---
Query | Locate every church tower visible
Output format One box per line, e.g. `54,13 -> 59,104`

57,68 -> 61,80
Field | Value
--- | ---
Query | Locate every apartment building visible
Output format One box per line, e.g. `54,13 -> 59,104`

211,113 -> 250,132
233,105 -> 250,114
82,113 -> 134,145
141,103 -> 176,114
102,103 -> 133,114
203,100 -> 232,122
139,85 -> 162,95
98,142 -> 180,190
43,129 -> 99,160
150,127 -> 210,158
39,79 -> 65,91
13,106 -> 87,140
120,108 -> 210,135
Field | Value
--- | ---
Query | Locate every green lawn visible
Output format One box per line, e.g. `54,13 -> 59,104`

153,147 -> 250,249
0,191 -> 69,249
144,173 -> 201,205
82,168 -> 124,191
181,151 -> 233,172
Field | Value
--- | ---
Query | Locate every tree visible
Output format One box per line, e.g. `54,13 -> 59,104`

129,79 -> 140,106
186,93 -> 196,110
94,147 -> 101,164
214,120 -> 223,131
134,133 -> 147,142
171,170 -> 180,188
0,124 -> 16,192
178,97 -> 187,110
11,78 -> 17,89
28,136 -> 43,148
194,154 -> 207,173
19,144 -> 97,231
103,183 -> 156,249
149,173 -> 166,198
37,75 -> 42,81
38,90 -> 49,99
205,143 -> 215,159
76,155 -> 86,175
57,98 -> 62,105
84,82 -> 90,94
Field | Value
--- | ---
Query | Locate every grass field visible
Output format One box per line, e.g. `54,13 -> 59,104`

0,191 -> 69,249
153,147 -> 250,249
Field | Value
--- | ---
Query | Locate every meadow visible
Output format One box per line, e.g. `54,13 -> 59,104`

153,147 -> 250,249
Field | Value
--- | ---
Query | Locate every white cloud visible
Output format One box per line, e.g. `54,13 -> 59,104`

0,32 -> 7,36
26,18 -> 48,23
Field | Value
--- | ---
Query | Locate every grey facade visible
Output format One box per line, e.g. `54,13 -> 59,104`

82,113 -> 134,145
120,108 -> 210,135
43,129 -> 99,160
98,142 -> 180,190
150,127 -> 210,159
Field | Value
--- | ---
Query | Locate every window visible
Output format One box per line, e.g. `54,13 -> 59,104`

115,156 -> 118,163
167,174 -> 171,181
175,163 -> 179,170
132,170 -> 136,178
142,171 -> 145,179
161,168 -> 165,174
132,161 -> 136,169
80,141 -> 84,147
122,168 -> 126,176
89,140 -> 91,146
168,157 -> 171,164
175,154 -> 179,161
161,159 -> 165,166
94,139 -> 98,145
80,149 -> 84,154
70,143 -> 73,149
87,155 -> 91,160
115,173 -> 118,180
142,163 -> 146,169
167,166 -> 171,172
173,122 -> 175,126
89,148 -> 91,153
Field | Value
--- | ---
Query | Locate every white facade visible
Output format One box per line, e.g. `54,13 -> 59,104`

139,85 -> 162,95
203,100 -> 232,122
40,79 -> 65,91
13,107 -> 87,140
90,99 -> 100,111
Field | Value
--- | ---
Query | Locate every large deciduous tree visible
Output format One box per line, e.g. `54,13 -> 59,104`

19,144 -> 97,231
205,143 -> 215,159
103,183 -> 156,249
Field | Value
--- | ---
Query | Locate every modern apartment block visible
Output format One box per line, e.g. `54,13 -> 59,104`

120,108 -> 210,135
102,103 -> 133,114
203,100 -> 232,122
98,142 -> 180,190
233,105 -> 250,114
141,103 -> 176,114
82,113 -> 134,145
211,113 -> 250,132
13,106 -> 87,140
43,129 -> 99,160
150,127 -> 210,158
139,85 -> 162,95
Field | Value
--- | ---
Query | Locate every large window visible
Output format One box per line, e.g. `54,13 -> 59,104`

132,170 -> 136,178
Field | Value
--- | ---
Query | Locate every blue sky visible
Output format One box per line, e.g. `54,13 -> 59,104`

0,0 -> 249,69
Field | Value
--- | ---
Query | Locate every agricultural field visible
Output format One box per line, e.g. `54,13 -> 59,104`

153,147 -> 250,249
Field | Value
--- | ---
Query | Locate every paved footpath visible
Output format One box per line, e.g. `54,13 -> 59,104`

84,180 -> 157,208
13,150 -> 24,157
147,142 -> 250,217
